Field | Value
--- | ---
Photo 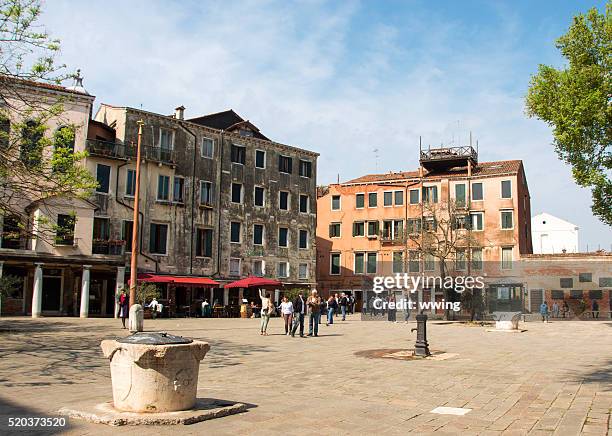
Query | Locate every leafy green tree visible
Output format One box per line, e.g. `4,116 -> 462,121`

0,0 -> 96,242
526,3 -> 611,225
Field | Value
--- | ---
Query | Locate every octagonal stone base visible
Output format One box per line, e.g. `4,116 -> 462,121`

58,399 -> 247,426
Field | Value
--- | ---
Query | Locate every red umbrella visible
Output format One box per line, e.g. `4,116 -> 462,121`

224,276 -> 282,289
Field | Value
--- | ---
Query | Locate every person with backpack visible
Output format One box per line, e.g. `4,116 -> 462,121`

326,294 -> 337,326
339,293 -> 348,321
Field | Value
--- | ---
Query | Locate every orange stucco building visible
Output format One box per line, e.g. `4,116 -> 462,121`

316,146 -> 533,314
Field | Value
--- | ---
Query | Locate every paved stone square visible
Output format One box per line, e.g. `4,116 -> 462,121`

0,315 -> 610,435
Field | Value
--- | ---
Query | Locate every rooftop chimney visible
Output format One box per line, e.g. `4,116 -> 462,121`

175,105 -> 185,120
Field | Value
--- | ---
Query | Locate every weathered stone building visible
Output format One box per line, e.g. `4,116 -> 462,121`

0,78 -> 318,317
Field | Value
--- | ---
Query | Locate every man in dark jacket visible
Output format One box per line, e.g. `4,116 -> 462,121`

340,293 -> 348,321
291,291 -> 306,337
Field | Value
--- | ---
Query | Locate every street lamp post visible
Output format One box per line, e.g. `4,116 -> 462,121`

129,120 -> 144,317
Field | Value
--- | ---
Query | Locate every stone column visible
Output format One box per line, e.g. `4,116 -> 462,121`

0,260 -> 4,277
223,288 -> 229,306
80,265 -> 92,318
238,288 -> 244,304
114,266 -> 126,319
32,263 -> 43,318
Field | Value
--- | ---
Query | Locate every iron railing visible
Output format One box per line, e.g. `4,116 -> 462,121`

92,240 -> 125,255
86,139 -> 176,164
419,145 -> 478,162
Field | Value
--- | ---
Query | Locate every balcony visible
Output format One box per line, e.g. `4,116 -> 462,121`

92,240 -> 126,255
54,237 -> 79,247
380,230 -> 406,245
420,145 -> 478,172
86,139 -> 136,160
143,146 -> 176,164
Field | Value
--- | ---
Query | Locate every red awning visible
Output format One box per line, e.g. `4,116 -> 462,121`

131,274 -> 219,286
172,277 -> 220,286
224,276 -> 282,289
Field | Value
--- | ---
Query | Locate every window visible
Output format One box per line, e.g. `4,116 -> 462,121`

407,218 -> 421,234
93,217 -> 110,240
253,260 -> 265,277
231,183 -> 243,204
96,164 -> 111,194
157,175 -> 170,201
455,184 -> 466,206
298,229 -> 308,249
424,253 -> 435,271
126,169 -> 136,196
384,191 -> 393,207
367,220 -> 379,237
560,278 -> 573,288
394,190 -> 404,206
196,228 -> 213,257
472,182 -> 483,201
393,252 -> 404,273
231,144 -> 245,164
278,261 -> 289,278
470,212 -> 484,231
393,220 -> 403,239
501,180 -> 512,199
368,192 -> 377,207
354,252 -> 364,274
173,177 -> 184,203
299,195 -> 309,213
56,214 -> 75,245
122,220 -> 133,251
424,217 -> 437,232
589,290 -> 602,299
366,252 -> 377,274
355,193 -> 364,208
409,189 -> 419,204
230,222 -> 241,243
570,290 -> 583,299
298,263 -> 308,279
255,150 -> 266,168
501,247 -> 513,270
330,253 -> 341,275
579,273 -> 592,283
159,128 -> 174,150
382,220 -> 393,238
201,137 -> 214,158
551,290 -> 565,300
299,160 -> 312,177
352,221 -> 365,237
423,186 -> 438,203
149,223 -> 168,255
329,222 -> 341,238
229,258 -> 241,276
20,120 -> 43,167
471,248 -> 483,270
278,227 -> 289,247
455,250 -> 466,271
200,181 -> 213,205
598,277 -> 612,287
254,186 -> 265,207
501,210 -> 514,229
331,195 -> 341,210
409,251 -> 420,273
279,155 -> 292,173
253,224 -> 264,245
279,191 -> 290,210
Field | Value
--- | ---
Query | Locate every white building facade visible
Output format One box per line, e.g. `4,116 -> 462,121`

531,213 -> 579,254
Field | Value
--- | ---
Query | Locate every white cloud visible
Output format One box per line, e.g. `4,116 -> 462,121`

41,0 -> 610,250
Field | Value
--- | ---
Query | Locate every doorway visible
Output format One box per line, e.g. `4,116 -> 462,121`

42,276 -> 62,312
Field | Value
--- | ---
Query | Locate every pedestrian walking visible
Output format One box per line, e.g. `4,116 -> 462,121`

539,301 -> 549,322
339,293 -> 348,321
280,296 -> 294,335
551,301 -> 559,318
592,300 -> 599,319
307,290 -> 321,337
388,294 -> 397,322
326,295 -> 337,325
147,297 -> 160,319
563,300 -> 570,318
319,298 -> 326,324
291,291 -> 306,337
117,289 -> 129,329
259,289 -> 274,336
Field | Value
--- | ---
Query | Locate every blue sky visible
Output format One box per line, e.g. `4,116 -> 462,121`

42,0 -> 610,250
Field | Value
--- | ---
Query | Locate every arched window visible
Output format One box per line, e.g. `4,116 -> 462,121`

20,120 -> 43,167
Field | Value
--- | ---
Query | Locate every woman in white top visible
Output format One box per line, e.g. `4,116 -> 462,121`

259,289 -> 273,335
280,296 -> 294,335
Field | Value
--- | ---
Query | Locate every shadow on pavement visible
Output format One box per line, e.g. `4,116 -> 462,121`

0,395 -> 72,435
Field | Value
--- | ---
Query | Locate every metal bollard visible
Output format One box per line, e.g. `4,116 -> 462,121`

410,313 -> 431,357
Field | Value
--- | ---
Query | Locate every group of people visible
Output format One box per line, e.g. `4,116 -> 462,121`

257,289 -> 355,337
539,299 -> 600,321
